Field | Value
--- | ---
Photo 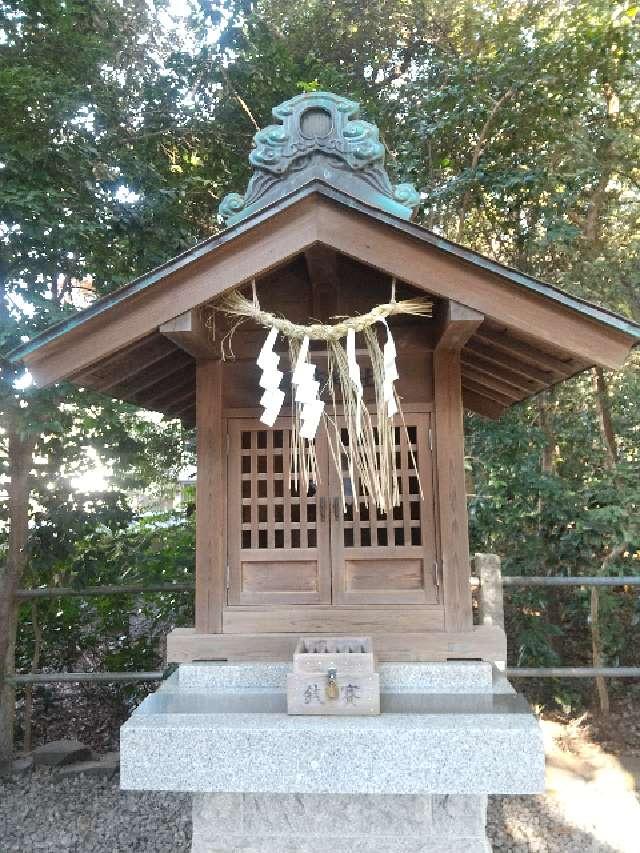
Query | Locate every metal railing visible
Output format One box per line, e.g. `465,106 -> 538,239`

7,563 -> 640,684
473,554 -> 640,679
8,582 -> 193,686
15,581 -> 194,600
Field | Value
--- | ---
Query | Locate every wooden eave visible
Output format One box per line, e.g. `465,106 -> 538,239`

9,182 -> 640,423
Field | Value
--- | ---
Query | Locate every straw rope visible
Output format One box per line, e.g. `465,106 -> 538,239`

215,291 -> 432,341
213,286 -> 432,513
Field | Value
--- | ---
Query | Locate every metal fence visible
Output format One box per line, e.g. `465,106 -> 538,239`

7,568 -> 640,684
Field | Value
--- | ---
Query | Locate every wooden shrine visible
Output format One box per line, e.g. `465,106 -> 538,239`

12,92 -> 640,666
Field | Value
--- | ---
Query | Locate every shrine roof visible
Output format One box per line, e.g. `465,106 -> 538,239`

11,180 -> 640,364
8,90 -> 640,422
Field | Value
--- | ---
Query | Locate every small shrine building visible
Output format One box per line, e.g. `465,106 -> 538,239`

12,91 -> 640,669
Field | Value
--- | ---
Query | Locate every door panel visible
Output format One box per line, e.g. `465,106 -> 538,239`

227,417 -> 331,605
330,414 -> 439,605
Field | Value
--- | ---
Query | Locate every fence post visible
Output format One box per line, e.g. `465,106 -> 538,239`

476,553 -> 505,630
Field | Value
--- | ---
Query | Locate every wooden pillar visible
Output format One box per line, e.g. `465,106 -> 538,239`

195,359 -> 225,633
160,308 -> 224,634
433,300 -> 483,633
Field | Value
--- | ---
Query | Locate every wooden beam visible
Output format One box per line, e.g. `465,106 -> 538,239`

435,301 -> 484,350
304,244 -> 338,287
464,338 -> 553,384
433,300 -> 483,634
305,244 -> 339,321
223,607 -> 444,635
160,309 -> 218,360
118,351 -> 193,397
166,625 -> 508,664
461,364 -> 523,401
462,377 -> 515,408
195,360 -> 225,633
474,328 -> 574,378
462,389 -> 505,420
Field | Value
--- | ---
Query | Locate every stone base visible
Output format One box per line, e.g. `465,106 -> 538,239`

121,662 -> 544,795
191,792 -> 491,853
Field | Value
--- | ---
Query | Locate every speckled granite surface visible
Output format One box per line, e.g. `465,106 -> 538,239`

190,792 -> 492,852
177,660 -> 494,693
120,662 -> 544,796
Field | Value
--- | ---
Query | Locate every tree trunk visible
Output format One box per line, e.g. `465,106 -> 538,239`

590,586 -> 610,716
22,601 -> 42,754
538,390 -> 556,477
589,367 -> 621,714
592,367 -> 618,469
0,422 -> 34,772
536,391 -> 564,657
456,87 -> 514,242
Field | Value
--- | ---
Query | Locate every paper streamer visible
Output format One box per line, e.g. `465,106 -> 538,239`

346,328 -> 363,435
292,335 -> 324,439
258,326 -> 284,426
381,319 -> 398,417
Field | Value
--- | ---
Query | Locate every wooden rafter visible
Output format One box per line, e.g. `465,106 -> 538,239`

461,354 -> 541,396
464,338 -> 552,385
118,351 -> 193,397
166,396 -> 196,418
128,363 -> 195,406
142,366 -> 196,407
461,364 -> 524,401
462,377 -> 514,408
462,388 -> 505,420
78,336 -> 176,393
149,383 -> 196,413
474,328 -> 574,378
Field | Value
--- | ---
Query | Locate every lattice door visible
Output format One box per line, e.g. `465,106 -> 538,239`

329,413 -> 439,605
227,417 -> 331,605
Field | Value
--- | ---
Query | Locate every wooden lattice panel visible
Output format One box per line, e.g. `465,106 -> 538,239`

337,423 -> 423,549
227,412 -> 438,608
227,418 -> 331,605
329,412 -> 438,605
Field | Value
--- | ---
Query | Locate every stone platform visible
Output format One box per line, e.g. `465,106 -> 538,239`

191,792 -> 491,853
120,661 -> 544,851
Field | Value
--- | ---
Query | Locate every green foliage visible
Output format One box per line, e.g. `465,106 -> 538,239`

15,514 -> 195,677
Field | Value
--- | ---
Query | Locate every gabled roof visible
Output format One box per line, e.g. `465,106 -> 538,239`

11,181 -> 640,361
9,90 -> 640,423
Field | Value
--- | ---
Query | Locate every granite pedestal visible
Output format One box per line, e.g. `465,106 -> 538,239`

120,661 -> 544,852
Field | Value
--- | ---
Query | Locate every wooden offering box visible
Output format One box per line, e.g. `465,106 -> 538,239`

287,637 -> 380,715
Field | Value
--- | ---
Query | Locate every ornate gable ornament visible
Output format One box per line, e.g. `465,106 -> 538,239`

219,91 -> 421,226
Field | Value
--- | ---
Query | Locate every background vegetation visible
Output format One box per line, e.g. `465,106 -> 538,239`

1,0 -> 639,744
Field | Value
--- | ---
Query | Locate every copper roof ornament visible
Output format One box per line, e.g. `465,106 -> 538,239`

219,91 -> 421,226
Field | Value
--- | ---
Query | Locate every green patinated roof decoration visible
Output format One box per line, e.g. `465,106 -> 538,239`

219,91 -> 421,225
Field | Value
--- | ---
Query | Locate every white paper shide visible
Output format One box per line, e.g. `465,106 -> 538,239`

381,319 -> 398,417
258,326 -> 285,427
292,335 -> 324,439
346,328 -> 364,435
